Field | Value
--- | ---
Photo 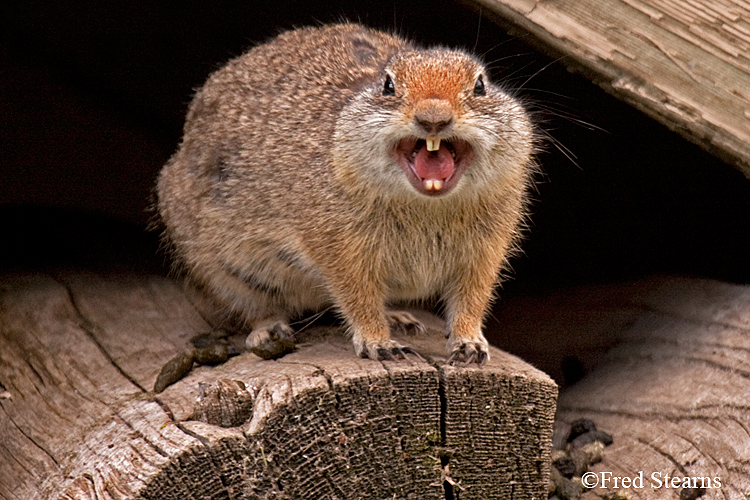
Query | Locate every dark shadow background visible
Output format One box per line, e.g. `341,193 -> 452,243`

2,0 -> 748,381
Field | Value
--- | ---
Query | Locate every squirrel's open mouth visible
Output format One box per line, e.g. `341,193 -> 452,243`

393,138 -> 474,197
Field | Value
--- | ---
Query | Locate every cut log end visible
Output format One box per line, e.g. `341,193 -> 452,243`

0,272 -> 557,500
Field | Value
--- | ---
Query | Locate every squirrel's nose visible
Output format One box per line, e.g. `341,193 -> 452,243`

414,99 -> 454,136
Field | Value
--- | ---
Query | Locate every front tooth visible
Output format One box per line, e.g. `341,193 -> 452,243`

426,138 -> 441,152
423,179 -> 443,191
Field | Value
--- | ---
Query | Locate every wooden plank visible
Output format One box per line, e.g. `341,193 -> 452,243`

0,272 -> 556,500
470,0 -> 750,178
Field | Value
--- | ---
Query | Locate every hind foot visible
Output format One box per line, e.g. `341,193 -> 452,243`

246,319 -> 295,360
386,309 -> 426,335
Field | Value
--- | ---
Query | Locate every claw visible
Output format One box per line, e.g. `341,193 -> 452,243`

410,322 -> 427,335
272,323 -> 294,340
390,347 -> 407,359
377,348 -> 395,360
386,310 -> 426,336
477,350 -> 488,367
401,346 -> 426,362
447,350 -> 460,365
447,340 -> 489,367
362,341 -> 423,362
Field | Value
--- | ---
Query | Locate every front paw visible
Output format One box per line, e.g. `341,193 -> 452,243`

447,335 -> 490,366
355,338 -> 423,362
247,321 -> 295,360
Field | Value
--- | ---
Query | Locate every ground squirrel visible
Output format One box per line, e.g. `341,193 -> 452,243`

157,23 -> 536,364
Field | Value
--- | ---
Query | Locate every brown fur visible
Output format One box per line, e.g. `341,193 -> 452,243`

157,23 -> 536,362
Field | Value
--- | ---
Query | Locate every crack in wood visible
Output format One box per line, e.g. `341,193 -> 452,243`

674,430 -> 723,469
602,338 -> 750,380
280,357 -> 459,499
53,277 -> 147,393
681,404 -> 750,416
22,357 -> 47,390
634,303 -> 750,334
1,403 -> 60,471
116,413 -> 171,459
681,355 -> 750,380
631,29 -> 703,84
127,441 -> 163,470
728,415 -> 750,442
436,369 -> 456,500
176,422 -> 211,447
637,437 -> 688,475
152,395 -> 176,422
286,361 -> 342,408
559,404 -> 750,421
381,360 -> 455,500
0,405 -> 57,479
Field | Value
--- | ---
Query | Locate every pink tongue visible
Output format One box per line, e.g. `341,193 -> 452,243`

413,143 -> 455,180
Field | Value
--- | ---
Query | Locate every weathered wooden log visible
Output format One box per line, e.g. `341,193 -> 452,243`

471,0 -> 750,178
0,272 -> 557,500
554,277 -> 750,499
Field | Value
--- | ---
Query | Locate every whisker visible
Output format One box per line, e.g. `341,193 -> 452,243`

473,7 -> 482,54
291,305 -> 335,333
515,56 -> 568,91
537,129 -> 582,169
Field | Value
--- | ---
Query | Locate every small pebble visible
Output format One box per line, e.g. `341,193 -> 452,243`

571,441 -> 605,476
154,351 -> 195,393
549,419 -> 614,500
190,333 -> 218,349
680,487 -> 706,500
602,491 -> 632,500
552,456 -> 577,478
548,463 -> 562,495
570,430 -> 613,449
567,418 -> 598,442
194,343 -> 229,365
549,466 -> 584,500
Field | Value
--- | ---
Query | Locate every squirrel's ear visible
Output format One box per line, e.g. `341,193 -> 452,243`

383,75 -> 395,96
473,75 -> 486,96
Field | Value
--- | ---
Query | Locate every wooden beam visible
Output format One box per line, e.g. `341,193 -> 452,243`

0,272 -> 557,500
469,0 -> 750,178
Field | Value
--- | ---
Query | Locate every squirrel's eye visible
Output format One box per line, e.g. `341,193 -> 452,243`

473,75 -> 485,96
383,75 -> 395,96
